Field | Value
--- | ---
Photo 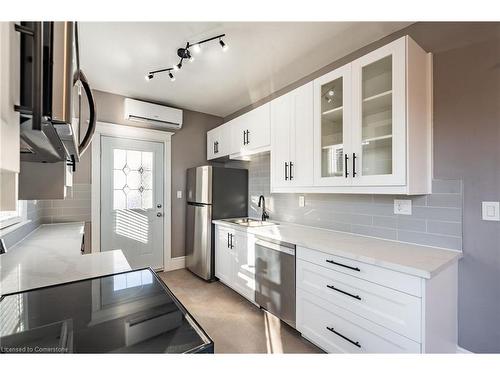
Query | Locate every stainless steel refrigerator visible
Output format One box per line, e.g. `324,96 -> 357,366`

185,166 -> 248,280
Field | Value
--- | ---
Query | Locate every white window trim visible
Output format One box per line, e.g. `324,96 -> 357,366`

0,200 -> 28,230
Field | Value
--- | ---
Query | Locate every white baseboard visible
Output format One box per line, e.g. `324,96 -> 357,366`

164,256 -> 185,272
457,345 -> 473,354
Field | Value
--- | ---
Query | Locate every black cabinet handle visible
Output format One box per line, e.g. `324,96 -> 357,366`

352,153 -> 357,177
327,284 -> 361,300
230,233 -> 234,249
326,259 -> 361,272
246,129 -> 250,145
227,233 -> 230,248
284,162 -> 288,180
243,131 -> 246,145
344,153 -> 349,178
326,327 -> 361,348
289,161 -> 294,180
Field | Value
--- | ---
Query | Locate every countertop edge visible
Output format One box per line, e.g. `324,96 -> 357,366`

212,219 -> 462,279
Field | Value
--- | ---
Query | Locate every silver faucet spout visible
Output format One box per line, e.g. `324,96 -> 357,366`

258,195 -> 270,221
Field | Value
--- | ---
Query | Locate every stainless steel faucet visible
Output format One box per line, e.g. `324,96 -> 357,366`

258,195 -> 270,221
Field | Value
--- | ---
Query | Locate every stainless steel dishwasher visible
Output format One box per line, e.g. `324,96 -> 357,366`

255,238 -> 296,328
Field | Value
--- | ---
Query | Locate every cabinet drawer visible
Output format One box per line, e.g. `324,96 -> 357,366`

297,259 -> 421,342
297,289 -> 421,353
297,246 -> 422,297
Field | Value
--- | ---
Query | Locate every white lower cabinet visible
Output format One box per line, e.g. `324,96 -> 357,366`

297,289 -> 421,353
296,246 -> 458,353
214,225 -> 256,303
215,226 -> 234,285
297,259 -> 421,342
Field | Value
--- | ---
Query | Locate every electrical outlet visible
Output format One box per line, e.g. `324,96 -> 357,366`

482,201 -> 499,221
299,195 -> 305,207
394,199 -> 412,215
177,190 -> 183,199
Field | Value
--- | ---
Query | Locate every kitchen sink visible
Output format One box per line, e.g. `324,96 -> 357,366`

223,218 -> 277,227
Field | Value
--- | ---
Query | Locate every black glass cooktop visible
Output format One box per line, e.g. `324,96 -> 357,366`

0,268 -> 213,353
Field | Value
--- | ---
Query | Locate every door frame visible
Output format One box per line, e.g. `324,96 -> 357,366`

91,121 -> 181,271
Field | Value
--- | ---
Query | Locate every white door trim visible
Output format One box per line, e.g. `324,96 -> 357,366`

91,121 -> 180,271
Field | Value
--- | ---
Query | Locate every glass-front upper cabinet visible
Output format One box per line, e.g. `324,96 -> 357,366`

351,37 -> 406,186
313,64 -> 352,186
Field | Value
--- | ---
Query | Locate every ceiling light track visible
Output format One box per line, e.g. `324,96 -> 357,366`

145,33 -> 227,82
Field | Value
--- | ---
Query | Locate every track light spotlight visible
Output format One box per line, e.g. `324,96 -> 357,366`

169,72 -> 175,82
219,39 -> 228,52
192,44 -> 201,54
145,73 -> 153,81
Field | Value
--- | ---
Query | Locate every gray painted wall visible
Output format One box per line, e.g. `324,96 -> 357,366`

240,153 -> 463,250
90,90 -> 223,258
223,23 -> 500,353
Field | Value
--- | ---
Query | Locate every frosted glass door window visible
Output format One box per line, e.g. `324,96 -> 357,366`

320,77 -> 344,177
361,55 -> 393,176
113,149 -> 153,210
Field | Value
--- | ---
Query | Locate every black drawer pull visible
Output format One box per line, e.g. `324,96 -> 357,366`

326,326 -> 361,348
327,284 -> 361,300
326,259 -> 361,272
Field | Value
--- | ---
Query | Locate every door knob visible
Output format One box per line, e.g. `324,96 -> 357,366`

157,204 -> 162,208
157,212 -> 163,217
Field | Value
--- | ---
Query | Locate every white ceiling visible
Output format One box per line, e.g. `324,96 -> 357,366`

79,22 -> 411,118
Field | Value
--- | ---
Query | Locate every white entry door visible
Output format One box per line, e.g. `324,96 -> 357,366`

100,136 -> 164,269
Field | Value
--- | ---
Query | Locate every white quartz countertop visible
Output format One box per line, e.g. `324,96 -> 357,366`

0,222 -> 131,295
213,219 -> 461,279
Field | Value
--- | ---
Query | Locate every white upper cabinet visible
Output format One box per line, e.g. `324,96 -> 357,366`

311,36 -> 431,194
207,103 -> 271,161
350,37 -> 407,187
0,22 -> 20,210
207,122 -> 231,160
208,36 -> 431,195
271,82 -> 314,191
230,103 -> 271,157
313,64 -> 352,187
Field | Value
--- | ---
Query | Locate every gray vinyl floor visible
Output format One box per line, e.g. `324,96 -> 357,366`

157,269 -> 323,354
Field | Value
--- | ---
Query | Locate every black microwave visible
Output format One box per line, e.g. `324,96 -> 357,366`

17,22 -> 96,166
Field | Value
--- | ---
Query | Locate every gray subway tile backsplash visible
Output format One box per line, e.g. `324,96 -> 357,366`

240,152 -> 463,251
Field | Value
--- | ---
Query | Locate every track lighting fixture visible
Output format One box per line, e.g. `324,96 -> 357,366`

144,33 -> 227,83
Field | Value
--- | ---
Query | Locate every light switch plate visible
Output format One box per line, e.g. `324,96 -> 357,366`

394,199 -> 412,215
177,190 -> 183,199
299,195 -> 305,207
482,201 -> 499,221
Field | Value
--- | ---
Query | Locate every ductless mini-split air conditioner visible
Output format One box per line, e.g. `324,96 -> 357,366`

124,98 -> 183,130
